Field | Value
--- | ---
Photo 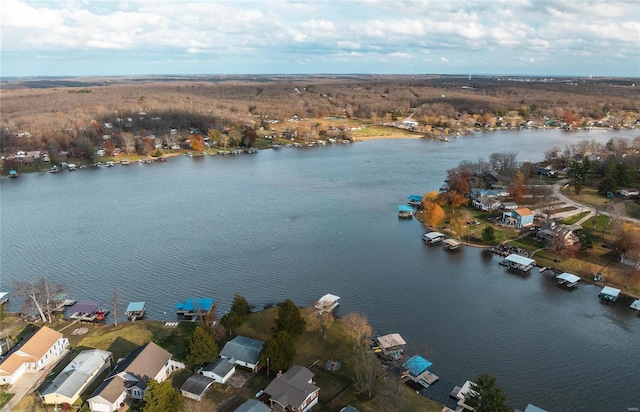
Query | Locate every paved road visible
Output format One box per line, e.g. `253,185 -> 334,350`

551,179 -> 640,224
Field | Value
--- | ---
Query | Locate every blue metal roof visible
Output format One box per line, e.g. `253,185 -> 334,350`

402,355 -> 432,376
126,302 -> 146,312
407,195 -> 422,202
398,205 -> 413,212
175,297 -> 215,311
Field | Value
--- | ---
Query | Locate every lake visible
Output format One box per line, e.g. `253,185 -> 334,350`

1,129 -> 639,411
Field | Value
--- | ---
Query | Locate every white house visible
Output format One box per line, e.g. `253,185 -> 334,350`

87,342 -> 184,412
201,358 -> 235,384
219,336 -> 264,372
0,326 -> 69,385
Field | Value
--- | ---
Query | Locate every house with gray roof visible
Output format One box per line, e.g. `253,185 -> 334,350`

180,374 -> 216,401
201,358 -> 235,384
264,365 -> 320,412
39,349 -> 112,405
220,336 -> 264,372
87,342 -> 184,412
234,399 -> 271,412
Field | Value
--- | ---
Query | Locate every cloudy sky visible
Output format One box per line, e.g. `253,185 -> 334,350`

1,0 -> 639,77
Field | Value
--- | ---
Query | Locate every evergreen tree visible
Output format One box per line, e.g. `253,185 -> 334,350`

273,299 -> 305,337
481,226 -> 496,242
143,380 -> 182,412
229,294 -> 251,319
261,331 -> 296,373
186,326 -> 218,367
465,373 -> 509,412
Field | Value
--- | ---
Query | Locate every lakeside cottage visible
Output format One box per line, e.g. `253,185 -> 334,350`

0,326 -> 69,385
264,365 -> 320,412
219,336 -> 264,372
374,333 -> 406,360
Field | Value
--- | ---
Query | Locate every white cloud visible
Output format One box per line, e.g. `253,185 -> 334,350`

441,57 -> 448,63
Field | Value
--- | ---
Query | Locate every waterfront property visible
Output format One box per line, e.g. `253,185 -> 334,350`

39,349 -> 112,405
219,336 -> 264,372
0,326 -> 69,385
555,272 -> 580,288
502,208 -> 535,228
374,333 -> 406,361
175,297 -> 215,321
0,292 -> 8,306
598,286 -> 621,302
630,299 -> 640,312
125,301 -> 146,321
87,342 -> 185,412
398,205 -> 413,218
314,294 -> 340,312
180,374 -> 216,401
500,254 -> 536,272
234,399 -> 271,412
264,365 -> 320,412
423,232 -> 446,244
402,355 -> 439,388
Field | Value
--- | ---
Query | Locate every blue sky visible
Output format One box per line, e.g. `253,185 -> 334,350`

1,0 -> 639,77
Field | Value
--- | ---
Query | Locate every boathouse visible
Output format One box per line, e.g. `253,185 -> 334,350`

423,232 -> 445,243
630,299 -> 640,311
556,272 -> 580,288
175,297 -> 215,321
501,254 -> 536,272
125,302 -> 146,321
402,355 -> 439,388
374,333 -> 406,360
502,208 -> 535,228
398,205 -> 413,218
450,380 -> 477,412
315,294 -> 340,312
0,292 -> 8,306
598,286 -> 621,302
68,300 -> 107,322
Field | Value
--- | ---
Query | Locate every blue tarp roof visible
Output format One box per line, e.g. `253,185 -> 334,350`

175,297 -> 215,312
402,355 -> 432,376
408,195 -> 422,201
398,205 -> 413,212
126,302 -> 146,312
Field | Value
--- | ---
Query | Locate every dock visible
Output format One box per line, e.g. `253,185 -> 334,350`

407,195 -> 423,207
443,238 -> 461,250
402,355 -> 439,388
0,292 -> 8,306
556,272 -> 580,288
598,286 -> 621,302
423,232 -> 445,244
125,301 -> 147,321
398,205 -> 414,218
500,254 -> 536,272
315,294 -> 340,312
67,300 -> 109,322
630,299 -> 640,311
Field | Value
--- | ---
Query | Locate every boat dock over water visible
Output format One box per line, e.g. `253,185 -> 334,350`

599,286 -> 621,302
499,254 -> 536,272
443,238 -> 461,250
398,205 -> 414,218
125,301 -> 147,321
556,272 -> 580,288
402,355 -> 439,388
423,232 -> 445,244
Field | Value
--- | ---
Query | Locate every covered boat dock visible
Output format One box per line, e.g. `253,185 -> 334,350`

398,205 -> 413,218
443,238 -> 461,250
407,195 -> 423,207
556,272 -> 580,288
500,254 -> 536,272
0,292 -> 8,306
630,299 -> 640,311
125,301 -> 146,321
598,286 -> 621,302
402,355 -> 439,388
68,300 -> 108,322
423,232 -> 446,244
374,333 -> 406,360
315,294 -> 340,312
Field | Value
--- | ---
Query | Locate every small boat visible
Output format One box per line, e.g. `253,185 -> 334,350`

120,160 -> 130,165
158,157 -> 167,162
50,165 -> 59,173
104,161 -> 114,167
8,169 -> 19,178
67,164 -> 77,171
187,152 -> 193,157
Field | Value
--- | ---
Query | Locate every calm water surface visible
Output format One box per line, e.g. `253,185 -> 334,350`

1,129 -> 639,411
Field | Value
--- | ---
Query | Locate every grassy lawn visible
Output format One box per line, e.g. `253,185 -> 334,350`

0,391 -> 14,408
352,126 -> 422,139
560,211 -> 590,225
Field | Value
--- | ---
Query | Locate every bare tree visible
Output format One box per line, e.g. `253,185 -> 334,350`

303,301 -> 335,340
14,278 -> 66,323
111,288 -> 122,326
489,151 -> 518,172
342,312 -> 373,350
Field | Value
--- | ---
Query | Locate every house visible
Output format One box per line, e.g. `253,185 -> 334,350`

502,208 -> 535,228
536,222 -> 578,245
534,165 -> 556,176
0,326 -> 69,385
39,349 -> 112,405
180,374 -> 216,401
234,399 -> 271,412
201,358 -> 235,384
264,365 -> 320,412
175,297 -> 215,321
472,196 -> 501,211
500,201 -> 518,211
374,333 -> 406,360
401,120 -> 418,129
219,336 -> 264,372
87,342 -> 184,412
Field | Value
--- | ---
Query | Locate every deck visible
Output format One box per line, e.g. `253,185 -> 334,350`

443,238 -> 461,250
500,254 -> 536,272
